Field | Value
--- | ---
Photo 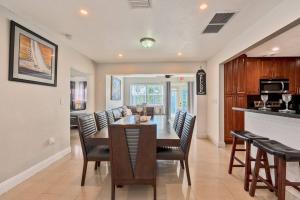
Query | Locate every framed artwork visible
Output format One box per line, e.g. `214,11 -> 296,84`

9,21 -> 58,87
111,76 -> 121,100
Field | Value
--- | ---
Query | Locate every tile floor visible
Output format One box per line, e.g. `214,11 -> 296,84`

0,129 -> 286,200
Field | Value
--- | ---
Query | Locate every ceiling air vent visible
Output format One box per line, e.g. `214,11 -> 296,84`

128,0 -> 151,8
202,12 -> 235,34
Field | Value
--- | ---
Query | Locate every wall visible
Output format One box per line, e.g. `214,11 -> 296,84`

0,6 -> 96,188
95,62 -> 207,137
105,75 -> 124,110
206,0 -> 300,146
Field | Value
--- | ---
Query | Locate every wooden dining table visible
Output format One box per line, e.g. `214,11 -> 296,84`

86,115 -> 180,147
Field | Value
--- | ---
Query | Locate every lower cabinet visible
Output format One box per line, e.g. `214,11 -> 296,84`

224,95 -> 247,143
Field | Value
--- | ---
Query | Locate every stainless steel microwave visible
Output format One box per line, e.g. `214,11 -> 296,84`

260,79 -> 289,94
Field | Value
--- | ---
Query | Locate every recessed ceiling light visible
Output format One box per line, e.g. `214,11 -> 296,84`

272,47 -> 280,52
80,9 -> 88,16
118,53 -> 123,58
140,37 -> 155,48
177,52 -> 182,56
200,3 -> 208,10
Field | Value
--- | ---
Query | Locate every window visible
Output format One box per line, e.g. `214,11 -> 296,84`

130,84 -> 164,105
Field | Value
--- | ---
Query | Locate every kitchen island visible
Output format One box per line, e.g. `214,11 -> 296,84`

233,107 -> 300,199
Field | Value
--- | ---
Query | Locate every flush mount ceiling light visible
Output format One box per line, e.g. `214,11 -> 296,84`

140,37 -> 155,48
80,9 -> 88,16
200,3 -> 208,10
177,52 -> 183,56
272,46 -> 280,52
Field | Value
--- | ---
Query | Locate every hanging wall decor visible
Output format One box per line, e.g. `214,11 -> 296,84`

196,68 -> 206,95
9,21 -> 58,87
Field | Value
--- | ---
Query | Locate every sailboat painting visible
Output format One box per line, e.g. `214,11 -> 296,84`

9,21 -> 58,87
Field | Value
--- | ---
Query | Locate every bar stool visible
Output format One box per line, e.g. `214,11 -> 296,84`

228,130 -> 269,191
249,140 -> 300,200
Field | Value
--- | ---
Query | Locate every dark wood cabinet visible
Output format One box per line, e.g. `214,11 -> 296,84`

224,56 -> 300,143
224,61 -> 235,95
224,95 -> 235,142
260,58 -> 274,78
236,56 -> 246,94
246,58 -> 261,95
296,59 -> 300,94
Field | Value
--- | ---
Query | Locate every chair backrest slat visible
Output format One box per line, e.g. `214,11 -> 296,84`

112,108 -> 122,120
175,112 -> 186,137
78,114 -> 97,159
106,110 -> 115,125
109,124 -> 156,183
94,111 -> 108,131
173,111 -> 180,130
180,114 -> 196,156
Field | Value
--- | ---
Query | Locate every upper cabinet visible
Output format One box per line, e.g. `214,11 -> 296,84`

296,59 -> 300,94
246,58 -> 261,95
224,61 -> 235,95
224,55 -> 246,95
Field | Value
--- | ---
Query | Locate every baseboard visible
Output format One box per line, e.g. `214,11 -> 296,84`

207,134 -> 226,148
0,147 -> 71,195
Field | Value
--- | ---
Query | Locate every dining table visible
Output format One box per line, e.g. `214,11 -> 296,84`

86,115 -> 180,147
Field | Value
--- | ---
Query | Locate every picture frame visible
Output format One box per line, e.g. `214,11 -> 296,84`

111,76 -> 121,100
9,20 -> 58,87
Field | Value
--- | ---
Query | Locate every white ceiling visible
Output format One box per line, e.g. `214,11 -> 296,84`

247,24 -> 300,57
0,0 -> 282,63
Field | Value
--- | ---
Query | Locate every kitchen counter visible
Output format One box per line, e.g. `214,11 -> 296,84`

233,107 -> 300,119
233,106 -> 300,199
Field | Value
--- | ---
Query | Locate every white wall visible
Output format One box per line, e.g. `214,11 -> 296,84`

95,62 -> 207,137
105,75 -> 124,110
0,6 -> 95,185
206,0 -> 300,146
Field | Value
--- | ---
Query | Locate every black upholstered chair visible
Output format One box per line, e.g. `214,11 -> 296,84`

112,109 -> 122,121
175,111 -> 186,138
173,111 -> 180,130
157,113 -> 196,186
106,110 -> 115,125
77,114 -> 110,186
109,124 -> 157,200
94,111 -> 108,131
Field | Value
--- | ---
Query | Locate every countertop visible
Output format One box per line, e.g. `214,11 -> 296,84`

233,107 -> 300,119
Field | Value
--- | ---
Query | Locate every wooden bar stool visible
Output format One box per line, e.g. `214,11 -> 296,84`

228,130 -> 269,191
249,140 -> 300,200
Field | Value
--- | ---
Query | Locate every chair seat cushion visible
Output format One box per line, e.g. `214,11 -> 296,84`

157,146 -> 184,160
253,140 -> 300,162
86,145 -> 110,161
231,130 -> 268,142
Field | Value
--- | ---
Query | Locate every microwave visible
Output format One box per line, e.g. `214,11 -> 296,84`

260,79 -> 289,94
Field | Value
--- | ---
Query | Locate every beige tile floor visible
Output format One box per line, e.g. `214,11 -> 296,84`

0,129 -> 281,200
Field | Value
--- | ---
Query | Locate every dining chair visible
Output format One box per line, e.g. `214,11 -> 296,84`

109,124 -> 157,200
173,111 -> 181,130
157,113 -> 196,186
112,109 -> 122,121
175,111 -> 186,138
106,110 -> 115,125
94,111 -> 108,131
78,114 -> 110,186
121,106 -> 128,117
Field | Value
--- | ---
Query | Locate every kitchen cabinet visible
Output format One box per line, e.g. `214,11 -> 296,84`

224,56 -> 300,144
224,55 -> 246,95
224,94 -> 247,143
296,59 -> 300,94
236,56 -> 246,94
224,61 -> 235,95
246,58 -> 261,95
